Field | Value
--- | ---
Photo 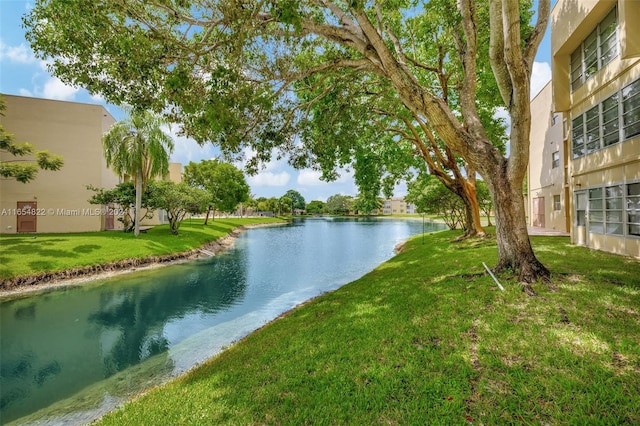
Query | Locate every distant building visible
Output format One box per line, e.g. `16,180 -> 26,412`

382,197 -> 417,215
531,0 -> 640,257
528,82 -> 569,233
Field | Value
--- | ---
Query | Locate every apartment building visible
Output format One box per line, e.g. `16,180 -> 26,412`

382,197 -> 417,215
549,0 -> 640,257
0,95 -> 183,233
528,82 -> 569,232
0,95 -> 122,233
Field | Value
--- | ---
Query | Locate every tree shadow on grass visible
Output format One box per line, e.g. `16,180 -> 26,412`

28,260 -> 57,270
201,222 -> 236,234
72,244 -> 102,254
0,237 -> 70,244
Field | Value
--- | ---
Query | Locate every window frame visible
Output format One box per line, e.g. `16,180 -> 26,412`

552,151 -> 560,169
588,187 -> 604,235
605,185 -> 623,235
570,78 -> 640,159
628,182 -> 640,237
570,7 -> 618,92
578,182 -> 640,239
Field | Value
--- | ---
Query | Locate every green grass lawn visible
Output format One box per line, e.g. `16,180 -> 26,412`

0,217 -> 284,280
96,229 -> 640,425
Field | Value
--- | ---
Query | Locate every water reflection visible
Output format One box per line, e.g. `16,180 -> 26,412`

1,252 -> 248,424
0,218 -> 445,424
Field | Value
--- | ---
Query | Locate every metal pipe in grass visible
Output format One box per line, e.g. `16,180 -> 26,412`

482,262 -> 504,291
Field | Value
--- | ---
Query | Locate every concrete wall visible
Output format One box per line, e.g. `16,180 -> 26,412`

0,95 -> 120,234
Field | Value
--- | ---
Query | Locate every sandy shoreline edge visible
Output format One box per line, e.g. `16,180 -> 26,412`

0,222 -> 284,299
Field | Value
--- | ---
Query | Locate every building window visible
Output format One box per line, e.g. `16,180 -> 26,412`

576,191 -> 587,226
602,93 -> 620,146
599,7 -> 619,67
552,151 -> 560,168
571,78 -> 640,159
628,183 -> 640,237
571,7 -> 618,91
572,115 -> 585,159
585,105 -> 600,155
579,183 -> 640,237
553,195 -> 561,211
605,185 -> 623,235
622,79 -> 640,140
588,188 -> 604,234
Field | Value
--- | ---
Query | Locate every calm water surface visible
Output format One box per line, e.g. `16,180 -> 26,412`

0,218 -> 446,425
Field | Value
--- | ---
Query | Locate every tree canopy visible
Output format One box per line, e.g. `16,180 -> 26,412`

87,182 -> 155,232
150,180 -> 211,234
183,159 -> 250,222
324,194 -> 353,215
284,189 -> 306,211
306,200 -> 325,215
25,0 -> 551,283
407,175 -> 465,230
102,109 -> 174,236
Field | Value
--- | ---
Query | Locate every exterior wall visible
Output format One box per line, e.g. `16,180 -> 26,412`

551,0 -> 640,258
0,95 -> 120,234
552,0 -> 640,112
528,82 -> 569,232
168,162 -> 183,183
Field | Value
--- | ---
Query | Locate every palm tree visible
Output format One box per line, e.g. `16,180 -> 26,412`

102,110 -> 174,236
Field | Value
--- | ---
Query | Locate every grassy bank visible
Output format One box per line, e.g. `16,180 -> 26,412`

98,230 -> 640,425
0,217 -> 284,280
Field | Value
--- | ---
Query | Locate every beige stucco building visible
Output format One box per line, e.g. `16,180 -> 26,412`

382,197 -> 417,215
536,0 -> 640,257
0,94 -> 122,233
528,82 -> 569,232
1,95 -> 184,233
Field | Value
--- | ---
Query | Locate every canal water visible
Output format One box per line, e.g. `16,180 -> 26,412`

0,218 -> 446,425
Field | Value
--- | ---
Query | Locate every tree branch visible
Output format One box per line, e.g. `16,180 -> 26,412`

489,0 -> 512,107
523,0 -> 550,69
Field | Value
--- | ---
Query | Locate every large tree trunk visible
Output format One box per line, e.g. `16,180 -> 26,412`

432,169 -> 485,239
134,170 -> 142,237
458,178 -> 485,238
487,164 -> 549,284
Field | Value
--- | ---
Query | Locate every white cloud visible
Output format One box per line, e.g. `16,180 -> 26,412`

530,61 -> 551,99
162,124 -> 218,165
18,88 -> 33,97
38,58 -> 52,71
297,169 -> 323,186
0,40 -> 37,64
239,147 -> 287,172
41,77 -> 79,100
238,146 -> 292,187
248,171 -> 291,187
334,169 -> 353,183
297,168 -> 354,186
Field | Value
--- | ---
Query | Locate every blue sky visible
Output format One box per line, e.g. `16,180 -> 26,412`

0,0 -> 552,203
